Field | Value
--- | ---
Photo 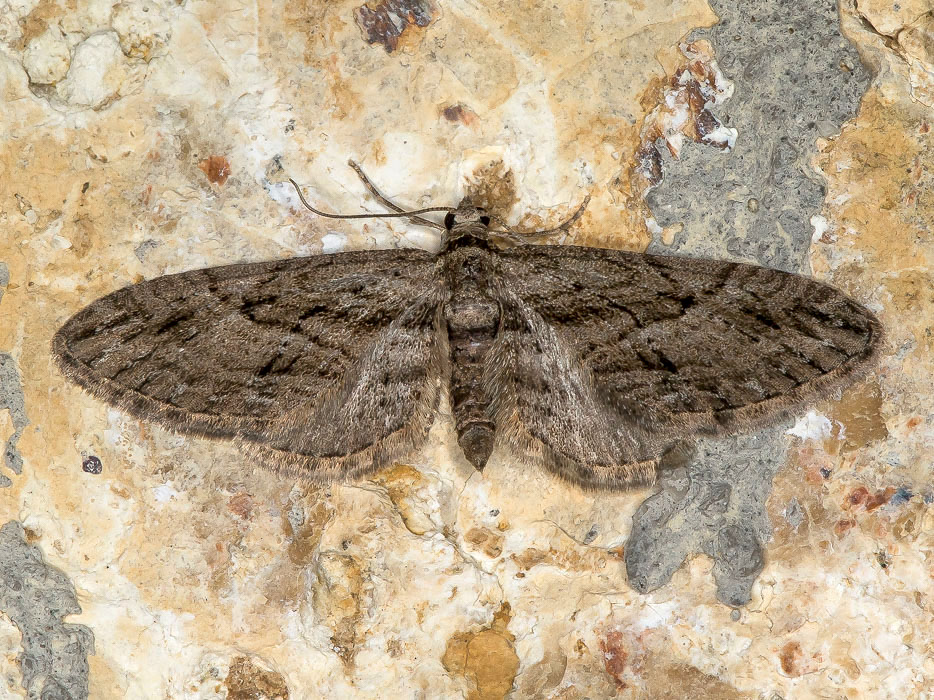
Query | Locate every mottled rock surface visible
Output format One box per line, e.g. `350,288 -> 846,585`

0,0 -> 930,697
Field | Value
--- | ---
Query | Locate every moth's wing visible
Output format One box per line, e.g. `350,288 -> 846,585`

492,245 -> 882,488
52,250 -> 446,480
486,279 -> 662,489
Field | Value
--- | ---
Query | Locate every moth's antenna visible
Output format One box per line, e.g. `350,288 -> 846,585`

288,178 -> 451,228
347,160 -> 446,231
485,212 -> 518,236
489,194 -> 592,239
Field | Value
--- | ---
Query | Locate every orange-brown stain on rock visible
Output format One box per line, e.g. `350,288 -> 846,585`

834,517 -> 858,538
225,655 -> 289,699
199,155 -> 231,185
892,501 -> 925,541
509,543 -> 608,575
14,0 -> 62,49
227,492 -> 253,520
843,485 -> 896,512
599,629 -> 629,690
828,380 -> 889,453
779,641 -> 803,675
371,463 -> 434,535
442,603 -> 519,700
284,494 -> 333,567
22,526 -> 41,544
642,663 -> 752,699
778,640 -> 821,677
312,551 -> 366,664
511,547 -> 549,571
464,527 -> 504,558
442,103 -> 477,125
67,215 -> 96,259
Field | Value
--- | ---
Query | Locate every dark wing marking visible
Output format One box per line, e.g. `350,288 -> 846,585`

52,250 -> 445,479
492,245 -> 882,487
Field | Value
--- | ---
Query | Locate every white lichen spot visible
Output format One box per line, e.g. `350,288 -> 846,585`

320,233 -> 347,254
645,217 -> 663,236
152,483 -> 180,503
786,410 -> 833,441
703,122 -> 738,150
810,214 -> 831,243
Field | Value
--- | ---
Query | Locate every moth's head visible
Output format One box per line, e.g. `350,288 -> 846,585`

443,200 -> 492,232
440,199 -> 494,249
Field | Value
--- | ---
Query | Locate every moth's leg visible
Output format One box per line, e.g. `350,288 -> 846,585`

347,160 -> 443,230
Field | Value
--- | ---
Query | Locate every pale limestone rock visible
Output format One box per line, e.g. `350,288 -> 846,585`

856,0 -> 931,37
0,0 -> 39,44
59,0 -> 120,37
111,0 -> 173,60
898,12 -> 934,107
0,611 -> 25,699
23,24 -> 71,85
55,32 -> 135,108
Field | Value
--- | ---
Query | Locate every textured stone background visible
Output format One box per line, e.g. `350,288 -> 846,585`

0,0 -> 931,697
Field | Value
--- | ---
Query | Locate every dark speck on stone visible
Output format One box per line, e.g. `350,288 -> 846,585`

82,456 -> 102,474
820,467 -> 832,479
890,487 -> 912,506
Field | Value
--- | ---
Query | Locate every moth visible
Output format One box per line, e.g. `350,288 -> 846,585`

52,163 -> 883,489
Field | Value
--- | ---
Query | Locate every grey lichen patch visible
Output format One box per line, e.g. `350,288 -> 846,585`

629,0 -> 872,605
626,430 -> 784,607
0,263 -> 27,486
645,0 -> 870,270
0,521 -> 94,699
0,355 -> 28,485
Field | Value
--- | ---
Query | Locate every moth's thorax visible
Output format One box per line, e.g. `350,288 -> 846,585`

442,243 -> 499,471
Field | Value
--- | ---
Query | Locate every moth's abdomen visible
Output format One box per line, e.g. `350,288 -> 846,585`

444,251 -> 500,470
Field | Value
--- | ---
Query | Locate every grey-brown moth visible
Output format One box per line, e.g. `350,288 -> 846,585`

52,166 -> 883,489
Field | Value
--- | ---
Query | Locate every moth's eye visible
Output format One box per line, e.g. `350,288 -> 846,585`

444,212 -> 456,230
480,215 -> 491,227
